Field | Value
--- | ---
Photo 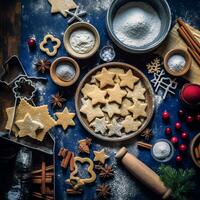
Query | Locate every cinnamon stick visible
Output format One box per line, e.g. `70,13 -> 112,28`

61,151 -> 72,169
137,141 -> 152,149
32,192 -> 53,200
41,160 -> 46,195
188,47 -> 200,66
177,18 -> 200,48
181,26 -> 200,54
66,188 -> 82,195
70,153 -> 75,172
32,177 -> 52,184
31,165 -> 54,175
32,175 -> 53,179
58,147 -> 64,156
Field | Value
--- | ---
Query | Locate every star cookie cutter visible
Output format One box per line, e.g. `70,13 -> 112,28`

66,156 -> 96,189
12,76 -> 36,100
39,34 -> 61,57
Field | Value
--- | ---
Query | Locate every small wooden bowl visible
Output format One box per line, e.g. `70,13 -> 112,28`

50,57 -> 80,87
75,62 -> 155,142
190,132 -> 200,168
164,48 -> 191,76
63,22 -> 100,59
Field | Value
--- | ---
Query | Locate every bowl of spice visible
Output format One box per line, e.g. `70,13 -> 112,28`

106,0 -> 171,54
50,57 -> 80,87
164,48 -> 192,76
151,139 -> 174,162
190,132 -> 200,168
63,22 -> 100,59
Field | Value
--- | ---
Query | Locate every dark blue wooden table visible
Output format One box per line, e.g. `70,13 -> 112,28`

20,0 -> 200,199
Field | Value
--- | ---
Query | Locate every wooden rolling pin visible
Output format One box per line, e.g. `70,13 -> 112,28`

116,147 -> 171,199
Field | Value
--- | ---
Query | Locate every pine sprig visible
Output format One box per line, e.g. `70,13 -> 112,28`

158,164 -> 195,200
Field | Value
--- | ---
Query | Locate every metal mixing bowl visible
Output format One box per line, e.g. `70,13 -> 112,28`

106,0 -> 172,54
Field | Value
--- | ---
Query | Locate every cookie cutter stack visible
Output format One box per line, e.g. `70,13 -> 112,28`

0,55 -> 54,155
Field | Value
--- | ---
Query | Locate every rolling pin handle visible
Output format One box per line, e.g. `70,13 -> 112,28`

115,147 -> 128,160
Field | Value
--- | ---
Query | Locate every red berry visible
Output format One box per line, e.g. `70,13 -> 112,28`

195,114 -> 200,123
178,110 -> 185,118
171,136 -> 178,144
165,127 -> 172,135
181,132 -> 188,139
176,155 -> 183,162
179,144 -> 187,152
186,115 -> 194,123
27,38 -> 36,49
162,111 -> 170,121
175,122 -> 182,130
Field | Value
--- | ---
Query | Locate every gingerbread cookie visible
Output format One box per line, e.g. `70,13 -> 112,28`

94,149 -> 109,164
90,117 -> 108,135
95,68 -> 115,88
81,83 -> 96,98
120,98 -> 132,117
107,118 -> 123,137
102,102 -> 120,118
55,107 -> 75,130
40,34 -> 61,56
107,83 -> 126,104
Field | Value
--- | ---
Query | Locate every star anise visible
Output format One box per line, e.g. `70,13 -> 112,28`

140,128 -> 153,141
96,184 -> 111,199
99,164 -> 114,179
35,59 -> 51,73
50,92 -> 66,108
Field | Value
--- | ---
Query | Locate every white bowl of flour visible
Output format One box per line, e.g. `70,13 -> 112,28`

107,0 -> 171,53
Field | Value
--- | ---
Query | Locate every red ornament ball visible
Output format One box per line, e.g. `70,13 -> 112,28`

171,136 -> 178,144
27,38 -> 36,49
179,144 -> 187,152
178,109 -> 185,118
176,155 -> 183,162
162,111 -> 170,121
186,115 -> 194,124
180,84 -> 200,106
195,114 -> 200,123
181,132 -> 188,139
165,127 -> 172,135
175,122 -> 182,130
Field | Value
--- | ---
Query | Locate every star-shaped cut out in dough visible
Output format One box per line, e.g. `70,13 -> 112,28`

93,149 -> 109,164
87,85 -> 107,105
121,115 -> 142,133
120,98 -> 132,117
95,68 -> 115,88
128,100 -> 147,120
80,99 -> 104,122
81,83 -> 96,98
107,83 -> 126,104
15,113 -> 44,139
118,69 -> 139,89
102,102 -> 120,118
55,107 -> 75,130
12,99 -> 57,141
107,118 -> 123,137
48,0 -> 77,17
126,81 -> 146,100
90,117 -> 108,135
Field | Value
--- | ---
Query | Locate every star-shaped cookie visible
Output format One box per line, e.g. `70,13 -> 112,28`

95,68 -> 115,88
94,149 -> 109,164
128,100 -> 147,120
87,85 -> 107,105
11,99 -> 57,141
55,107 -> 75,130
120,98 -> 132,117
121,115 -> 142,133
80,99 -> 104,122
102,102 -> 120,118
81,83 -> 96,98
90,117 -> 108,135
118,69 -> 139,89
126,81 -> 146,100
15,113 -> 44,139
107,83 -> 126,104
107,118 -> 123,137
48,0 -> 77,17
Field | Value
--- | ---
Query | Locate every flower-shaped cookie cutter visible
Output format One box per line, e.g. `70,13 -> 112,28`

66,156 -> 96,190
39,34 -> 61,57
12,76 -> 36,100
